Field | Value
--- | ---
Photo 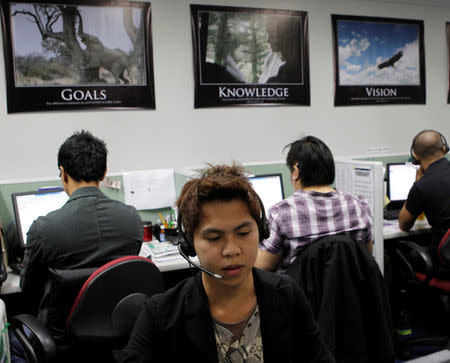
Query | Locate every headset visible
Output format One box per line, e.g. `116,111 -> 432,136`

410,130 -> 449,165
177,194 -> 270,279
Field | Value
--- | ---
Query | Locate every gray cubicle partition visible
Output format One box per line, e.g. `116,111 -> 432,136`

0,172 -> 185,246
0,163 -> 291,250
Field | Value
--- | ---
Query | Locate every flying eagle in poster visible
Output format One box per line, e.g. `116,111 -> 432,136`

377,51 -> 403,69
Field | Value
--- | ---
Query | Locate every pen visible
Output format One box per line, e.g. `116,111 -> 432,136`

159,213 -> 168,228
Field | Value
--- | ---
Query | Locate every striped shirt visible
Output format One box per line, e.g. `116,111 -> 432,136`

260,189 -> 373,273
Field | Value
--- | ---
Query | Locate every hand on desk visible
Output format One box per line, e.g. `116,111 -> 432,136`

416,166 -> 424,182
9,262 -> 23,274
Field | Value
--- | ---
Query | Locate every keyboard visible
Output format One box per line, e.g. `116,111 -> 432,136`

383,208 -> 400,220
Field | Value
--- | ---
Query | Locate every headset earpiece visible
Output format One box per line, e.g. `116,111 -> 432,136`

255,194 -> 271,242
441,133 -> 449,154
259,215 -> 270,241
178,211 -> 197,257
410,145 -> 420,165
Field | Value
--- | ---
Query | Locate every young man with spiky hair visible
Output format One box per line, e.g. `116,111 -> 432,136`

120,163 -> 333,362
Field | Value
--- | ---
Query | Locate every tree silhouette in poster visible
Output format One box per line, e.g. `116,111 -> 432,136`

13,4 -> 145,85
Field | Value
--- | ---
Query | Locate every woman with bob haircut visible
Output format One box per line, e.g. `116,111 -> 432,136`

255,136 -> 373,274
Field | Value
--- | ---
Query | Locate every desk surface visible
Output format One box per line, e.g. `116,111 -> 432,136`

0,269 -> 20,295
383,219 -> 432,240
1,241 -> 196,295
138,241 -> 199,272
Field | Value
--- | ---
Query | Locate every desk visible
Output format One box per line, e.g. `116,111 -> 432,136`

138,241 -> 199,273
383,219 -> 432,240
1,242 -> 196,295
0,269 -> 20,295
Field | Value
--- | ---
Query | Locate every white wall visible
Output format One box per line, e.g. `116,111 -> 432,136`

0,0 -> 449,181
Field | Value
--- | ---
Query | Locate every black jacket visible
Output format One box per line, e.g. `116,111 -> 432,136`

20,187 -> 142,341
287,236 -> 394,363
119,268 -> 334,362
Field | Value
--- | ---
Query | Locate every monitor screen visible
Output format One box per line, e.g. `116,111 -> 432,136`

12,189 -> 69,247
248,174 -> 285,215
386,163 -> 417,203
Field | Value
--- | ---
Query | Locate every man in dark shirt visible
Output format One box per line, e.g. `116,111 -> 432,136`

399,130 -> 450,246
20,130 -> 143,341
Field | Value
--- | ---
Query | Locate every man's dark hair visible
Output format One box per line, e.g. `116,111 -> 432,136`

285,136 -> 335,188
57,130 -> 107,182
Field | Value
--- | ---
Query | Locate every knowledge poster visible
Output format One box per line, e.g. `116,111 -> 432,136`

191,5 -> 310,108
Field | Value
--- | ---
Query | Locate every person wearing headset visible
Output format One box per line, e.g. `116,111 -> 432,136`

118,163 -> 333,363
399,130 -> 450,247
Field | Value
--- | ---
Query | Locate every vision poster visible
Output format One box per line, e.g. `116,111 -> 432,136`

332,14 -> 425,106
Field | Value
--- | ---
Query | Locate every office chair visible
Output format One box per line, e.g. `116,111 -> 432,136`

10,255 -> 165,363
286,235 -> 394,363
391,228 -> 450,358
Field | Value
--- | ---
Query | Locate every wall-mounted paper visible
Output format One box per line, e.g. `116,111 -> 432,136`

123,169 -> 176,210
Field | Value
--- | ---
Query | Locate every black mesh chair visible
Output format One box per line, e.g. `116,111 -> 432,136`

11,255 -> 164,363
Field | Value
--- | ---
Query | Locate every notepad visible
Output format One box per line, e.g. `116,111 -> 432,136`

142,241 -> 179,258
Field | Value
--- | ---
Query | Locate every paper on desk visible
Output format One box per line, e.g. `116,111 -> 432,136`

151,254 -> 183,262
142,241 -> 179,256
123,169 -> 176,210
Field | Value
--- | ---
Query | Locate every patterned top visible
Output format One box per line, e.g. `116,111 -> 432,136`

214,305 -> 263,362
259,189 -> 373,273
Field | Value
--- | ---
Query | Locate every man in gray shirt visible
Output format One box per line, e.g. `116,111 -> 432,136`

20,130 -> 143,342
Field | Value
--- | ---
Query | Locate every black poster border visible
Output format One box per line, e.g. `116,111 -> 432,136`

0,0 -> 155,113
447,22 -> 450,104
191,4 -> 310,108
332,14 -> 426,107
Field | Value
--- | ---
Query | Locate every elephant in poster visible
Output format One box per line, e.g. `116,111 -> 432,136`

77,13 -> 131,84
79,32 -> 131,84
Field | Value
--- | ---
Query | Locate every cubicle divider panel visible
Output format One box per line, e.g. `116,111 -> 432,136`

0,173 -> 180,242
0,164 -> 291,249
335,159 -> 385,273
355,154 -> 409,168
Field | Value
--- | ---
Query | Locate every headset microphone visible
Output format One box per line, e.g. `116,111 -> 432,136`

178,244 -> 223,279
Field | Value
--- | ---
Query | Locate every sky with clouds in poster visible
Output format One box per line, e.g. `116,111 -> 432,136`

337,20 -> 420,85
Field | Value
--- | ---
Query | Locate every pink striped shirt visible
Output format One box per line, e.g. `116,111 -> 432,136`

260,189 -> 373,273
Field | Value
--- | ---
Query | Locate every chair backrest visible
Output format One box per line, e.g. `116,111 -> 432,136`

45,267 -> 98,342
437,228 -> 450,267
66,255 -> 164,345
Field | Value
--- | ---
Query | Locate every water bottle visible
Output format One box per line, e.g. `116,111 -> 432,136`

159,225 -> 166,242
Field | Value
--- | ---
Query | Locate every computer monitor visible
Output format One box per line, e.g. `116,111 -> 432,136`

248,174 -> 285,215
386,163 -> 417,205
12,189 -> 69,247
